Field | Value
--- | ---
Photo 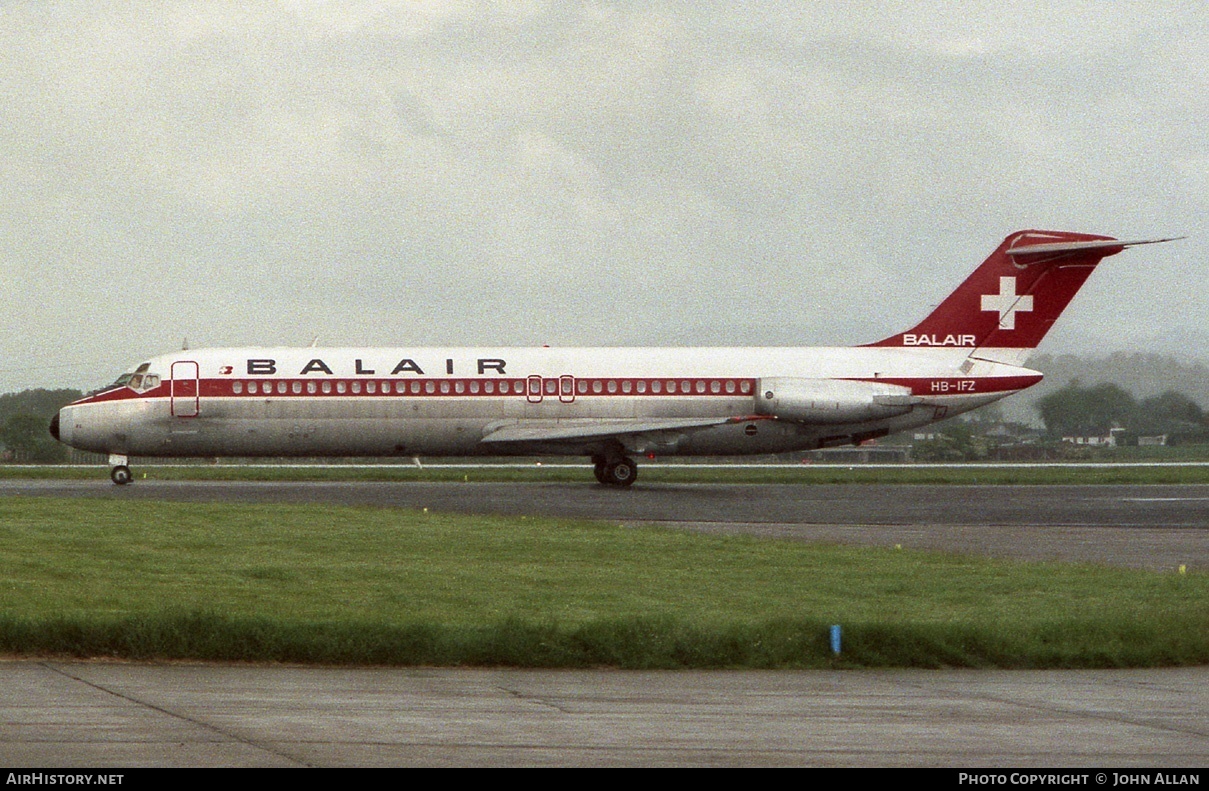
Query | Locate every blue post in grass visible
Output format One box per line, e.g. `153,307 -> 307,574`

830,624 -> 842,656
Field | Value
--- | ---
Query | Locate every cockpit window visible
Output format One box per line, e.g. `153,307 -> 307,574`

103,363 -> 156,393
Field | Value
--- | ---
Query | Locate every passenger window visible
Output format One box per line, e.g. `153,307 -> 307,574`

292,381 -> 302,394
352,382 -> 362,394
277,381 -> 287,394
322,381 -> 332,394
233,381 -> 244,394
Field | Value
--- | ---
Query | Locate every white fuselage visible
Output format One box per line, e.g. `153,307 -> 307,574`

55,345 -> 1038,460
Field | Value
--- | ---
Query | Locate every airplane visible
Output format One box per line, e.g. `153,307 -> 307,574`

50,230 -> 1177,486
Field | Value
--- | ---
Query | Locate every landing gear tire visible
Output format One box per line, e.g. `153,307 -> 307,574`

601,457 -> 638,487
110,465 -> 133,486
593,461 -> 608,484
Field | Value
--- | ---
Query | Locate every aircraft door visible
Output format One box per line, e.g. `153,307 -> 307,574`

171,361 -> 200,417
527,375 -> 576,404
559,375 -> 576,403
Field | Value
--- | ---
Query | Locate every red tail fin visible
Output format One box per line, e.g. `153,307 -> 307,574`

868,230 -> 1175,360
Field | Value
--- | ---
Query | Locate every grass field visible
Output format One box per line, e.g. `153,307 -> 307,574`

0,497 -> 1204,668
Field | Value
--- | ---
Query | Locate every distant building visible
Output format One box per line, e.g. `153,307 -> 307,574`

803,445 -> 912,463
1061,427 -> 1127,447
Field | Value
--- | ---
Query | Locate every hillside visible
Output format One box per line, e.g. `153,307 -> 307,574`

1001,353 -> 1209,427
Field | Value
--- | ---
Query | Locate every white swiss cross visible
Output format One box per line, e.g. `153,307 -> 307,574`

980,276 -> 1033,330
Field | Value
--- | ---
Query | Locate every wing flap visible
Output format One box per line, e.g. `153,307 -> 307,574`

480,416 -> 751,444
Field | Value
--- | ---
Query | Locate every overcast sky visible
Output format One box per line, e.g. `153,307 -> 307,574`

2,1 -> 1205,393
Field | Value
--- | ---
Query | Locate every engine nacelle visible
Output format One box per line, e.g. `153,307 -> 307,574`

755,377 -> 921,424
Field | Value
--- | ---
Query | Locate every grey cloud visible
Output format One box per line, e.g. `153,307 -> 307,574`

0,2 -> 1202,391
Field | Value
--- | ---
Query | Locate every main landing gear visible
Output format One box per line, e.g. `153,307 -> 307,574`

592,454 -> 638,487
109,454 -> 132,486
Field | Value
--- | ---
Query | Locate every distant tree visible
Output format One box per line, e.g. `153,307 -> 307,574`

1132,391 -> 1205,434
0,389 -> 83,424
1034,381 -> 1209,444
0,412 -> 67,463
913,423 -> 990,461
958,401 -> 1004,428
1035,381 -> 1137,438
1127,391 -> 1208,444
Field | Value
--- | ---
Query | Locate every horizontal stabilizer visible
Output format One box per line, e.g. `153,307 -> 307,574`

1006,236 -> 1183,259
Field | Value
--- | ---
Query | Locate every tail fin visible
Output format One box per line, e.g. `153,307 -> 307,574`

867,230 -> 1179,365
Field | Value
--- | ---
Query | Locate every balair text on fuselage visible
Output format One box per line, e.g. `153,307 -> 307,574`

240,357 -> 510,377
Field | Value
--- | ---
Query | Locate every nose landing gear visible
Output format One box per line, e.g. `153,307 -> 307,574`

109,454 -> 132,486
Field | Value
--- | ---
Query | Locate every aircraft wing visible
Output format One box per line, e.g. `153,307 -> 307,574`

479,416 -> 756,445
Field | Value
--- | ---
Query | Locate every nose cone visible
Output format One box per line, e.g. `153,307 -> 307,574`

49,412 -> 60,441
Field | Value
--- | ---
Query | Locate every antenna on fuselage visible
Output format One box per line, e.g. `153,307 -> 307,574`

310,336 -> 319,347
182,337 -> 189,351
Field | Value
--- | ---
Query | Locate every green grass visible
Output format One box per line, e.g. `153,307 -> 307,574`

0,497 -> 1204,668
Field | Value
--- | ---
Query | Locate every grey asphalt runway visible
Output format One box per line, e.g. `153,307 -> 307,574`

5,479 -> 1206,527
3,662 -> 1206,767
3,479 -> 1205,569
2,478 -> 1206,767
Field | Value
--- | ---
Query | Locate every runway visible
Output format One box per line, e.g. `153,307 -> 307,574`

1,478 -> 1206,766
3,662 -> 1206,767
3,478 -> 1206,570
6,478 -> 1206,526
